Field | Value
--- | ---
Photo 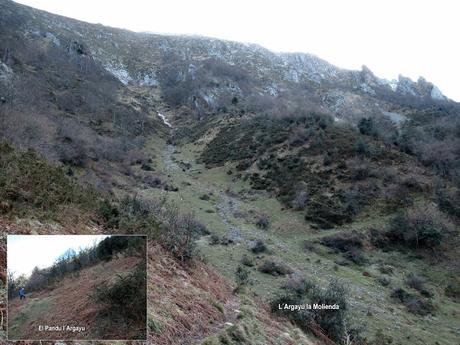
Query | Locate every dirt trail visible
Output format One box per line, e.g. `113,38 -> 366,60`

162,142 -> 252,244
8,256 -> 142,340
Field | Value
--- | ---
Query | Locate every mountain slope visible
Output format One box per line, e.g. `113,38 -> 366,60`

1,0 -> 455,130
1,1 -> 460,344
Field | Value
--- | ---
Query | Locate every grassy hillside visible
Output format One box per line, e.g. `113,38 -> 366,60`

141,131 -> 460,344
0,142 -> 101,221
148,244 -> 317,345
8,255 -> 144,340
0,144 -> 319,344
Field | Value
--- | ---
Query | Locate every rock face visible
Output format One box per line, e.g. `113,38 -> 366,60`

0,60 -> 13,82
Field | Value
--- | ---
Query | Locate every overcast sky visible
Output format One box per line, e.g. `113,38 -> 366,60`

8,235 -> 109,277
14,0 -> 460,101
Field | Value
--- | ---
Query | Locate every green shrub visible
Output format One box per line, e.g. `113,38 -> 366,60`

320,233 -> 363,252
250,239 -> 267,254
405,273 -> 426,292
378,265 -> 394,275
445,276 -> 460,301
255,214 -> 270,229
98,199 -> 120,228
116,195 -> 160,234
356,138 -> 372,156
281,274 -> 315,297
344,247 -> 367,265
209,234 -> 221,245
358,117 -> 377,136
378,276 -> 391,287
390,287 -> 434,315
390,287 -> 412,303
235,265 -> 250,292
323,152 -> 333,166
309,279 -> 348,341
240,254 -> 254,267
0,142 -> 99,217
271,278 -> 351,343
259,260 -> 292,276
405,297 -> 435,316
91,263 -> 147,334
162,212 -> 206,261
148,318 -> 163,334
436,184 -> 460,219
199,193 -> 211,201
141,162 -> 154,171
305,196 -> 352,229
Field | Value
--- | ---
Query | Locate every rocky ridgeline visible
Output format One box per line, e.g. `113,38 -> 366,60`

1,0 -> 449,125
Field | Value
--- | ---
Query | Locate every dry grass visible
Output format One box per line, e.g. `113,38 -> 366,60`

147,243 -> 233,345
8,256 -> 143,340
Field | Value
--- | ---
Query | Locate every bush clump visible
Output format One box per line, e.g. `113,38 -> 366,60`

305,196 -> 353,229
271,277 -> 355,343
358,117 -> 377,137
240,254 -> 254,267
259,260 -> 292,276
209,233 -> 233,246
255,214 -> 270,229
91,263 -> 147,335
320,233 -> 367,265
390,287 -> 435,316
0,142 -> 99,218
104,196 -> 160,233
377,276 -> 391,287
162,212 -> 206,261
405,273 -> 426,292
199,193 -> 211,201
386,204 -> 454,250
445,276 -> 460,301
102,196 -> 206,262
344,247 -> 367,265
320,233 -> 363,252
405,297 -> 435,316
436,184 -> 460,220
378,264 -> 394,275
234,265 -> 250,293
250,239 -> 267,254
292,185 -> 309,210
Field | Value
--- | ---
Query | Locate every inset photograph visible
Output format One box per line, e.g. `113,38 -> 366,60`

7,235 -> 147,341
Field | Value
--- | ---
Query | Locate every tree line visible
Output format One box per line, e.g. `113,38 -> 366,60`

8,236 -> 145,299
